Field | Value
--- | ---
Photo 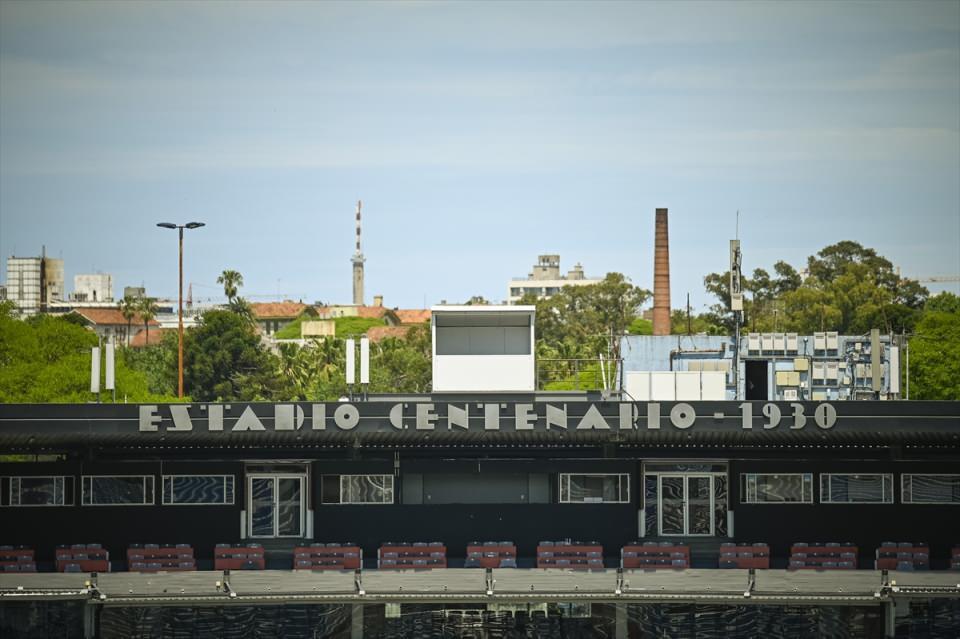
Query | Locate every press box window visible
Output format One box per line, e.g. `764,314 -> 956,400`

820,474 -> 893,504
82,475 -> 154,506
162,475 -> 234,505
741,473 -> 812,503
322,474 -> 393,504
559,474 -> 629,503
0,476 -> 73,507
902,474 -> 960,504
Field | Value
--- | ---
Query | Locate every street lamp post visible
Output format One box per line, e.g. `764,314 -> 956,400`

157,222 -> 205,398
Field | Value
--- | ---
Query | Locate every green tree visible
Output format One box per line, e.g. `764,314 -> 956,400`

925,292 -> 960,314
217,269 -> 244,304
704,242 -> 927,334
229,296 -> 255,323
137,297 -> 159,346
122,330 -> 179,396
119,295 -> 139,346
522,273 -> 650,388
183,309 -> 289,401
908,308 -> 960,400
0,309 -> 176,403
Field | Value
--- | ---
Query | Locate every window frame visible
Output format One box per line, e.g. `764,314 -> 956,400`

740,473 -> 813,504
558,473 -> 630,504
901,473 -> 960,505
81,474 -> 155,506
322,474 -> 394,505
819,473 -> 893,504
161,474 -> 235,506
1,475 -> 73,507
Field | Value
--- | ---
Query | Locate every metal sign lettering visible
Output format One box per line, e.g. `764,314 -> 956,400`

137,401 -> 841,434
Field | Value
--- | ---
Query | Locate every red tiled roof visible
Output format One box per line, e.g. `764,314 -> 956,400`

250,302 -> 308,319
395,309 -> 430,324
354,306 -> 390,319
130,328 -> 172,348
72,308 -> 159,327
366,325 -> 412,342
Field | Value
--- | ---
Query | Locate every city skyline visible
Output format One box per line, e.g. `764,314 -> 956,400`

1,1 -> 958,310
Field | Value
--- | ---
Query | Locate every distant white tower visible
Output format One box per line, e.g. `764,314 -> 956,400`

351,200 -> 365,305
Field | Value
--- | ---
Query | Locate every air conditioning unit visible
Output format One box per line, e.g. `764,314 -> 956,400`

761,333 -> 775,352
783,389 -> 798,401
814,332 -> 827,352
785,333 -> 799,354
826,332 -> 839,351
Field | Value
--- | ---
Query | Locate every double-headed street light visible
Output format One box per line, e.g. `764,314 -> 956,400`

157,222 -> 205,398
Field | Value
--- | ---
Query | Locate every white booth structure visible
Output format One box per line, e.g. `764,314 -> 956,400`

431,305 -> 536,393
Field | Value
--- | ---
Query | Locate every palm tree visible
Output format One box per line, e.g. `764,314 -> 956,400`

217,270 -> 244,304
138,297 -> 159,346
119,296 -> 138,346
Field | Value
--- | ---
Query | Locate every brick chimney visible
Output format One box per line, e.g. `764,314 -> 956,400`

652,208 -> 671,336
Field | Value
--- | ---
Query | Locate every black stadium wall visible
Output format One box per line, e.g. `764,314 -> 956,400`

0,460 -> 243,565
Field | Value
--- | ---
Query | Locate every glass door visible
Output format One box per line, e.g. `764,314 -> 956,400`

248,475 -> 305,538
658,475 -> 685,535
686,475 -> 714,535
658,474 -> 714,536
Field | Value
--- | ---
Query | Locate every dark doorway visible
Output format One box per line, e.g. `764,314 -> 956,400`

745,360 -> 768,400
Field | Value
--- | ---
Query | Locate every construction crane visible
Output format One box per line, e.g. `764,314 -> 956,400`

913,275 -> 960,284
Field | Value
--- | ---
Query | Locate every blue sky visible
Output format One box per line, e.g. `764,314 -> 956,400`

1,1 -> 958,311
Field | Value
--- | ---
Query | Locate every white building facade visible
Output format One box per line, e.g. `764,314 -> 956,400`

72,273 -> 114,303
507,254 -> 601,304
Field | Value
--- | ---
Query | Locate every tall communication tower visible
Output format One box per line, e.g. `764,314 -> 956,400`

352,200 -> 365,306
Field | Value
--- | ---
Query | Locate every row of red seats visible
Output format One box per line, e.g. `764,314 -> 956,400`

294,543 -> 361,570
466,542 -> 517,568
55,544 -> 110,573
876,542 -> 929,571
719,543 -> 770,569
7,542 -> 960,573
215,543 -> 265,570
537,540 -> 603,569
378,542 -> 446,569
622,542 -> 690,569
127,544 -> 195,572
0,545 -> 36,573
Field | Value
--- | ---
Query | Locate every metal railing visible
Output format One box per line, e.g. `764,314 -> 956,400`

536,358 -> 623,392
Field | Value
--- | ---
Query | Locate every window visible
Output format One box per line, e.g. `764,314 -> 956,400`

402,473 -> 550,504
902,474 -> 960,504
1,476 -> 72,507
741,473 -> 812,503
82,475 -> 154,505
321,474 -> 393,504
162,475 -> 234,505
559,474 -> 629,503
820,474 -> 893,504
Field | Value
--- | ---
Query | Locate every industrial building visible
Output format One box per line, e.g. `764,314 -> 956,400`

4,251 -> 64,315
507,255 -> 601,304
621,330 -> 901,402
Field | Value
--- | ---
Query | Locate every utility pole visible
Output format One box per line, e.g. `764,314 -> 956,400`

730,226 -> 743,398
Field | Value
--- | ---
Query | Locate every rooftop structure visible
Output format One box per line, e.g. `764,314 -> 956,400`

621,330 -> 902,401
431,305 -> 536,392
71,273 -> 113,303
507,255 -> 601,304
